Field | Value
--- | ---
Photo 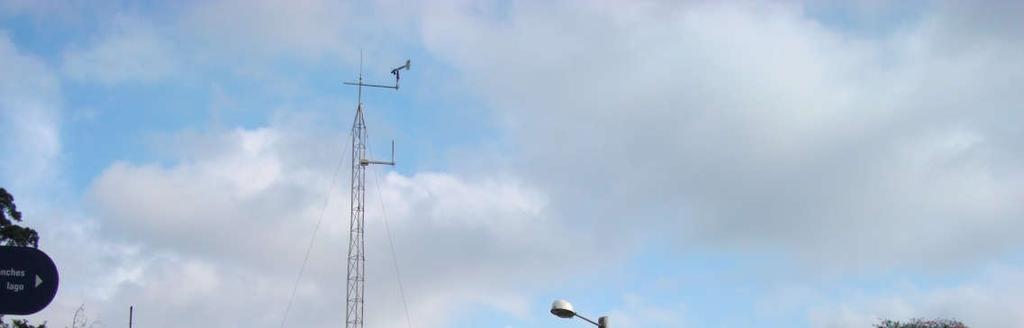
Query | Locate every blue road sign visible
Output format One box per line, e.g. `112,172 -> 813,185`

0,246 -> 59,315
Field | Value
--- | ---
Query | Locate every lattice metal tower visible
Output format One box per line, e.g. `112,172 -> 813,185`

343,57 -> 410,328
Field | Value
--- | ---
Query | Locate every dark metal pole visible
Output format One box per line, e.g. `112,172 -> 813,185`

574,314 -> 599,327
129,306 -> 133,328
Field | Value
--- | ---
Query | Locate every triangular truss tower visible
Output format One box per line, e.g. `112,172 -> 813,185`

342,57 -> 410,328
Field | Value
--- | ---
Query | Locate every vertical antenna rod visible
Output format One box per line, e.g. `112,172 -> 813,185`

342,57 -> 410,328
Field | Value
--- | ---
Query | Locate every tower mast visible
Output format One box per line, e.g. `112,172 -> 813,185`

343,56 -> 410,328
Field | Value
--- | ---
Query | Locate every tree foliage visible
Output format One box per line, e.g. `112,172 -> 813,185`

0,188 -> 46,328
0,188 -> 39,248
0,319 -> 48,328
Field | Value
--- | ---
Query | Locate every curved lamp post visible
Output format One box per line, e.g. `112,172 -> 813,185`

550,299 -> 608,328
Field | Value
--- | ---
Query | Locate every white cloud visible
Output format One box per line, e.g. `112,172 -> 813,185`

62,15 -> 179,85
82,120 -> 600,327
418,0 -> 1024,271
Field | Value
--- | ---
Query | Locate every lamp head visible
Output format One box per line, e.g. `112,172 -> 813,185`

550,299 -> 576,319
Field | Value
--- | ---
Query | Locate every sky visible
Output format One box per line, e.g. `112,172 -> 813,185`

1,0 -> 1023,327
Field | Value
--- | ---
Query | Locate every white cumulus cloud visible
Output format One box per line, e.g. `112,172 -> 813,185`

418,0 -> 1024,271
83,120 -> 601,327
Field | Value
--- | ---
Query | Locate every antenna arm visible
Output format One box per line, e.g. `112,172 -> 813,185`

363,160 -> 394,166
344,81 -> 398,89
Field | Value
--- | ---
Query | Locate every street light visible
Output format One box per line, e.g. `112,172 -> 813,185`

550,299 -> 608,328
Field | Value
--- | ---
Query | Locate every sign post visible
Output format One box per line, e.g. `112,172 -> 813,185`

0,247 -> 59,315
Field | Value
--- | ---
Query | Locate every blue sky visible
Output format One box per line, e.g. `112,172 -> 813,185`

2,1 -> 1024,327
